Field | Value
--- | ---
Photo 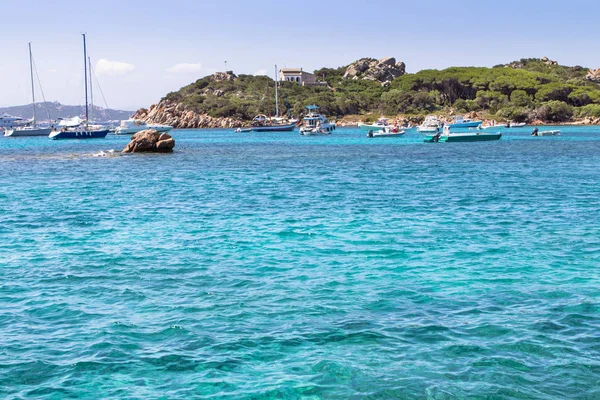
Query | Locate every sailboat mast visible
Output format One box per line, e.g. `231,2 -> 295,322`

89,56 -> 94,122
275,65 -> 279,118
29,43 -> 36,127
83,34 -> 89,126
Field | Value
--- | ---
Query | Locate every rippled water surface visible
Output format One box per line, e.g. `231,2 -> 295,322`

1,126 -> 600,398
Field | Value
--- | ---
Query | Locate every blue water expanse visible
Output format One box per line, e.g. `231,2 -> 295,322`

1,126 -> 599,399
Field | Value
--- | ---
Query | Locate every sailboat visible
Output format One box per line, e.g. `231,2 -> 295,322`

4,43 -> 53,137
250,65 -> 298,132
49,34 -> 109,140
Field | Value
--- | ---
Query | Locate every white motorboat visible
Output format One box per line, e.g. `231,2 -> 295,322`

479,124 -> 506,130
478,121 -> 506,130
299,105 -> 336,136
417,115 -> 441,133
358,117 -> 390,131
0,114 -> 26,130
508,122 -> 527,128
114,119 -> 173,135
367,127 -> 406,138
532,129 -> 561,137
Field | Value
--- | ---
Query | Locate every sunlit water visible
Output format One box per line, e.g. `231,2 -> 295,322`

1,126 -> 599,398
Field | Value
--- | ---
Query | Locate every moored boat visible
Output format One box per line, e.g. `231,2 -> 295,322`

4,43 -> 53,137
249,65 -> 298,132
0,114 -> 25,130
114,119 -> 172,135
250,115 -> 297,132
424,126 -> 501,142
417,115 -> 441,133
531,128 -> 560,136
367,127 -> 405,138
448,116 -> 482,129
50,34 -> 108,140
508,122 -> 527,128
49,127 -> 110,140
5,126 -> 52,137
299,105 -> 336,136
358,117 -> 390,131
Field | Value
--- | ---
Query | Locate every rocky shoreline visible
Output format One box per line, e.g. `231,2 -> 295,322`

133,103 -> 600,129
133,103 -> 600,131
132,101 -> 244,129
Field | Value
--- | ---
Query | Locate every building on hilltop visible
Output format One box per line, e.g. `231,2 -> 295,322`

279,68 -> 327,87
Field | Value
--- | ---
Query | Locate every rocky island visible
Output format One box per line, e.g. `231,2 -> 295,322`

132,57 -> 600,128
122,130 -> 176,153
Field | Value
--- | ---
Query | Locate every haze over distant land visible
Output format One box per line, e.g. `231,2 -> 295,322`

0,102 -> 132,121
1,0 -> 599,110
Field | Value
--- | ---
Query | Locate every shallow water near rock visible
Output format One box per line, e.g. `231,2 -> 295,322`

1,126 -> 600,398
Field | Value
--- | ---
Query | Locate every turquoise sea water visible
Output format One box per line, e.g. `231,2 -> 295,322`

1,126 -> 599,399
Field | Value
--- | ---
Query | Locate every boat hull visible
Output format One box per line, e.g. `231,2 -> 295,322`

251,123 -> 297,132
424,132 -> 502,142
533,130 -> 561,137
448,121 -> 482,129
359,123 -> 388,131
368,130 -> 405,138
4,127 -> 52,137
417,126 -> 439,133
114,126 -> 172,135
49,129 -> 110,140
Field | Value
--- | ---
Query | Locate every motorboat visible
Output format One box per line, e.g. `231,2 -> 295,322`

358,117 -> 390,131
114,119 -> 173,135
417,115 -> 441,133
250,114 -> 297,132
508,122 -> 527,128
49,34 -> 109,140
299,105 -> 336,136
478,120 -> 506,130
424,126 -> 501,142
448,116 -> 482,129
0,114 -> 26,129
531,129 -> 560,137
367,127 -> 406,138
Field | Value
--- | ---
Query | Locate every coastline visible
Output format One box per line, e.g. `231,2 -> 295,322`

133,102 -> 600,129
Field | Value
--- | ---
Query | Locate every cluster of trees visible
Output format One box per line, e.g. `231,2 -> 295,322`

163,59 -> 600,122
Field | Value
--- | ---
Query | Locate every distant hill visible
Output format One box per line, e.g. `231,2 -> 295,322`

0,102 -> 133,121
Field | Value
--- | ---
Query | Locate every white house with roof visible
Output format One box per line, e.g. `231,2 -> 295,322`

279,68 -> 327,87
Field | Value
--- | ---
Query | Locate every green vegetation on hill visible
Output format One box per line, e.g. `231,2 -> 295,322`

162,59 -> 600,122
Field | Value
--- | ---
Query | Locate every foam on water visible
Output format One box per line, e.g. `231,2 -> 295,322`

1,126 -> 599,398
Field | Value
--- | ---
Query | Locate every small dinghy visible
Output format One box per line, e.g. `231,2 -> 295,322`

367,127 -> 405,138
531,128 -> 561,137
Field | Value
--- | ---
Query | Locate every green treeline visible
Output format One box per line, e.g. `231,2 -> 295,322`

163,59 -> 600,122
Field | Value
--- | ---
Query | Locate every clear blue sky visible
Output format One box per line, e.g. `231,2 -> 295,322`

1,0 -> 598,111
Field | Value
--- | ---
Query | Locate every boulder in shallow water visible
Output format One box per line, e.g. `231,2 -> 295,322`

122,129 -> 175,153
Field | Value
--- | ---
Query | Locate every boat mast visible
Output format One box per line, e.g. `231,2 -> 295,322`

28,43 -> 36,127
89,56 -> 94,122
83,34 -> 89,127
275,65 -> 279,118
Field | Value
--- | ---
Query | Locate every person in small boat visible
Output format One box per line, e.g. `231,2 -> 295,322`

392,123 -> 399,133
531,127 -> 539,136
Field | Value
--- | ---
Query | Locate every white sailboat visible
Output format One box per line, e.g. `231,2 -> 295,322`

4,43 -> 52,137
